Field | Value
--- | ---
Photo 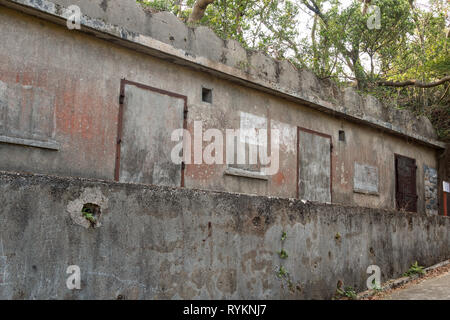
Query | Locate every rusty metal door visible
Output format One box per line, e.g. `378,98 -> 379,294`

115,80 -> 187,187
297,127 -> 332,203
395,154 -> 418,212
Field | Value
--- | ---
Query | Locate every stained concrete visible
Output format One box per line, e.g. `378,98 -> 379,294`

298,130 -> 331,203
0,0 -> 442,147
119,83 -> 184,186
0,171 -> 449,300
0,0 -> 447,222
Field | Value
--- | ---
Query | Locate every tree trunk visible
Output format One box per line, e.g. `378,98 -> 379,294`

188,0 -> 215,23
378,76 -> 450,88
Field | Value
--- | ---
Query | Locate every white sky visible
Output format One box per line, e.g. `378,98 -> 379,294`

289,0 -> 441,76
295,0 -> 435,39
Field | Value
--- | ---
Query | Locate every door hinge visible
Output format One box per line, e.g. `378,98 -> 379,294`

184,109 -> 188,120
119,94 -> 125,104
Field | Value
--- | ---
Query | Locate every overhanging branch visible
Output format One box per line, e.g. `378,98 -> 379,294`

377,76 -> 450,88
188,0 -> 215,23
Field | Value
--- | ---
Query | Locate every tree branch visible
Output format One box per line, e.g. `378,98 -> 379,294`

188,0 -> 215,23
377,76 -> 450,88
301,0 -> 327,25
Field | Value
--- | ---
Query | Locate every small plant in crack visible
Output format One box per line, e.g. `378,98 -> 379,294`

336,286 -> 357,300
371,278 -> 382,292
278,249 -> 289,259
275,231 -> 298,293
82,211 -> 96,224
403,261 -> 426,277
277,265 -> 288,279
81,203 -> 100,227
276,265 -> 297,293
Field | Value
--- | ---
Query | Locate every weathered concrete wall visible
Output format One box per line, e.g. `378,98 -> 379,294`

0,6 -> 440,212
38,0 -> 438,142
0,171 -> 448,300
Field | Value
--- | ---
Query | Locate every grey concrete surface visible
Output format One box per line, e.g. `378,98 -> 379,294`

0,3 -> 442,211
298,130 -> 331,203
119,83 -> 184,186
0,171 -> 449,299
383,271 -> 450,300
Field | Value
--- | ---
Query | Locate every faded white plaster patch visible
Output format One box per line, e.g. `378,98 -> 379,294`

353,163 -> 379,195
340,162 -> 348,186
271,120 -> 296,154
240,112 -> 267,146
66,188 -> 109,229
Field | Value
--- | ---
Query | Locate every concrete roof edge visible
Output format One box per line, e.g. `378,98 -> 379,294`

0,0 -> 446,150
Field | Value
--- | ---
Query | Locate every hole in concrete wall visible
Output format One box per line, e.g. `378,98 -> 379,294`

252,216 -> 261,227
202,87 -> 213,103
81,203 -> 101,227
339,130 -> 346,142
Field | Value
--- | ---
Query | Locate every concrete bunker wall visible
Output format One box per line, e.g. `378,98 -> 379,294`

0,171 -> 449,299
0,1 -> 443,213
44,0 -> 438,140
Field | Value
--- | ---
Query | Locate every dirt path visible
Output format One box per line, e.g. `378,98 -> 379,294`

365,263 -> 450,300
381,270 -> 450,300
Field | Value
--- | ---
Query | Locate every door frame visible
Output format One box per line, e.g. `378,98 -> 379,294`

115,79 -> 188,186
394,153 -> 418,212
296,126 -> 333,202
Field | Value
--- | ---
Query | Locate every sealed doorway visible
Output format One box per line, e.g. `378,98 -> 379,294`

115,80 -> 187,187
297,127 -> 332,203
395,154 -> 417,212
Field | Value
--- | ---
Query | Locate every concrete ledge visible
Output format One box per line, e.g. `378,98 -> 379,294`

224,167 -> 269,181
353,189 -> 380,196
0,135 -> 60,150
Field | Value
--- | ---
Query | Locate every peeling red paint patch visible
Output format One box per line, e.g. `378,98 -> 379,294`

273,171 -> 285,186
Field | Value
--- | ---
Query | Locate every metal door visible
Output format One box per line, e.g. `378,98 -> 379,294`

115,80 -> 187,187
297,127 -> 332,203
395,154 -> 417,212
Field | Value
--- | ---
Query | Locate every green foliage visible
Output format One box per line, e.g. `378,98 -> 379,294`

81,208 -> 97,225
278,249 -> 289,259
277,265 -> 288,278
138,0 -> 173,11
403,261 -> 426,277
371,278 -> 382,291
336,286 -> 357,300
83,213 -> 96,224
281,231 -> 287,242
